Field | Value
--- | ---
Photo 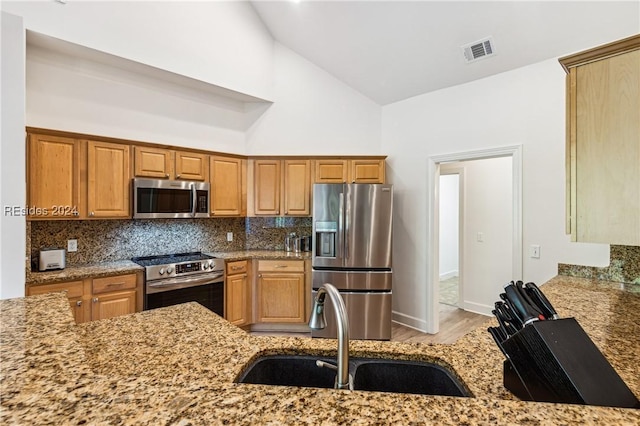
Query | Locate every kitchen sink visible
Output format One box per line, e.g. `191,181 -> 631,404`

236,355 -> 470,397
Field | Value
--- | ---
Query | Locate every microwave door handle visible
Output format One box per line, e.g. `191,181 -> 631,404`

191,183 -> 197,217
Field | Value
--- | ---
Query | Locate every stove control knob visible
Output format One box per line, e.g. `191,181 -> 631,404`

166,266 -> 174,274
202,262 -> 209,270
159,268 -> 166,275
207,260 -> 214,269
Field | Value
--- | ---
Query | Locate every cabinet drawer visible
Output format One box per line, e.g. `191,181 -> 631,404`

28,280 -> 83,298
92,274 -> 137,295
226,260 -> 248,275
257,260 -> 304,273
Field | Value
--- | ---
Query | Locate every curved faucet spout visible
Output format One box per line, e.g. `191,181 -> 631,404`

309,283 -> 350,389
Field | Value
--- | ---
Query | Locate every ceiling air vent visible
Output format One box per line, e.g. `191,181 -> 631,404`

462,37 -> 496,63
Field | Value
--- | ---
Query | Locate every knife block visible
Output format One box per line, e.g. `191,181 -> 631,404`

500,318 -> 639,408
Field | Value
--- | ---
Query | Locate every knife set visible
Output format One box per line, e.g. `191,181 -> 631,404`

488,281 -> 639,408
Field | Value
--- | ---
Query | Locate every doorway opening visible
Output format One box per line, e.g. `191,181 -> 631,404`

438,170 -> 461,308
426,145 -> 522,334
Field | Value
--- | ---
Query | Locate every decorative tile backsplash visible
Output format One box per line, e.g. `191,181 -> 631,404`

29,218 -> 246,267
559,245 -> 640,284
28,217 -> 312,268
245,217 -> 312,250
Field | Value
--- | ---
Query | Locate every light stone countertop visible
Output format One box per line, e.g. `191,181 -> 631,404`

2,276 -> 639,424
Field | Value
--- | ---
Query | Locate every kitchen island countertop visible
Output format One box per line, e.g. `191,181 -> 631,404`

2,275 -> 638,424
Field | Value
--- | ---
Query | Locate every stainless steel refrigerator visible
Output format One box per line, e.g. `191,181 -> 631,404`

312,183 -> 393,340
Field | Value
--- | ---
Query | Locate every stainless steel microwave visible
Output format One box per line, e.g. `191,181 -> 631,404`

133,178 -> 210,219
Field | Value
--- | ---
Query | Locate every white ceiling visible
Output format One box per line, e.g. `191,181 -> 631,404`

251,1 -> 640,105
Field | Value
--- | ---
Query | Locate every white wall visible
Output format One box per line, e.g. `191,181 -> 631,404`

459,157 -> 512,315
1,1 -> 274,101
26,44 -> 248,153
438,173 -> 459,279
1,12 -> 27,299
382,58 -> 609,331
246,43 -> 381,155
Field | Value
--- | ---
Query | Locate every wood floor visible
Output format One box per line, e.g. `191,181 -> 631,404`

252,304 -> 489,345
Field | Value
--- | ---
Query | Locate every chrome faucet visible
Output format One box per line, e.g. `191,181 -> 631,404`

309,283 -> 351,389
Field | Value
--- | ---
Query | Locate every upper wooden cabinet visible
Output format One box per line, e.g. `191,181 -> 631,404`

283,160 -> 311,216
27,134 -> 82,218
559,35 -> 640,245
134,146 -> 208,181
210,155 -> 246,216
27,133 -> 131,220
314,158 -> 386,183
87,141 -> 130,218
250,159 -> 311,216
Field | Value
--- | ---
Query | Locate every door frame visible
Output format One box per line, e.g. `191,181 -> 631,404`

426,145 -> 522,334
438,165 -> 464,309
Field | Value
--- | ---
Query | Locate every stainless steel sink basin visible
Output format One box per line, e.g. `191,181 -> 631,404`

237,355 -> 470,397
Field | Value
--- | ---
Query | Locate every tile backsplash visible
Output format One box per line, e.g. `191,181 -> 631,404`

29,217 -> 312,268
559,245 -> 640,284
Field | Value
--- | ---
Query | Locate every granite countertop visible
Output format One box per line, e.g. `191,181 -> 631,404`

25,250 -> 311,286
2,276 -> 638,424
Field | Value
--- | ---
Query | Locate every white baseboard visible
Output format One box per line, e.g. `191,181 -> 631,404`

461,301 -> 493,317
439,270 -> 459,280
392,311 -> 429,333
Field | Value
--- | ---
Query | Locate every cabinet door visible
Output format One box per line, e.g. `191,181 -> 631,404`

28,134 -> 81,219
254,160 -> 281,215
283,160 -> 311,216
175,151 -> 208,181
211,156 -> 243,216
350,159 -> 386,183
572,49 -> 640,244
133,146 -> 171,178
91,290 -> 136,321
256,272 -> 305,323
87,141 -> 131,218
314,159 -> 348,183
226,273 -> 249,326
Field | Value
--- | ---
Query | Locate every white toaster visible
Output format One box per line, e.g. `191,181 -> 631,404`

38,248 -> 66,271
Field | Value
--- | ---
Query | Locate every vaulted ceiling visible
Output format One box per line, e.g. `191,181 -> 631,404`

251,1 -> 640,105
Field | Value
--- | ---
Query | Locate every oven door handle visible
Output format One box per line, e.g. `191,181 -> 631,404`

146,273 -> 224,294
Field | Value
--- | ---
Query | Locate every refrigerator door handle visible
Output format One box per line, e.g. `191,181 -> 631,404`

344,190 -> 350,261
338,192 -> 345,261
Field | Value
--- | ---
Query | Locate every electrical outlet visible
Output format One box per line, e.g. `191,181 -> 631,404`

67,239 -> 78,252
227,232 -> 233,242
476,232 -> 484,242
530,244 -> 540,259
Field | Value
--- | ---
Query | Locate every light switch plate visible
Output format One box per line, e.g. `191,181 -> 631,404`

530,244 -> 540,259
227,232 -> 233,242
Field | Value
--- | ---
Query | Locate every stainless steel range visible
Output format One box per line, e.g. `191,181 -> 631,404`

132,252 -> 225,316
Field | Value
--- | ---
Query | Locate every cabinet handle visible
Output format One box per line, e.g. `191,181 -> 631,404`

73,211 -> 79,217
165,173 -> 170,178
89,211 -> 95,217
274,265 -> 288,268
106,282 -> 124,287
176,174 -> 181,179
76,300 -> 82,306
92,297 -> 99,303
231,266 -> 243,271
258,274 -> 262,278
62,289 -> 69,294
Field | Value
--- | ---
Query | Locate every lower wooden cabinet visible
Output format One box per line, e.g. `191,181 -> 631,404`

91,290 -> 137,321
225,260 -> 250,326
27,272 -> 140,324
256,260 -> 306,323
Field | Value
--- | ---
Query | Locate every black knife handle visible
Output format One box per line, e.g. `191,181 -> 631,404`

499,292 -> 524,325
487,327 -> 509,358
504,284 -> 541,326
515,281 -> 545,318
524,282 -> 559,319
496,301 -> 523,330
